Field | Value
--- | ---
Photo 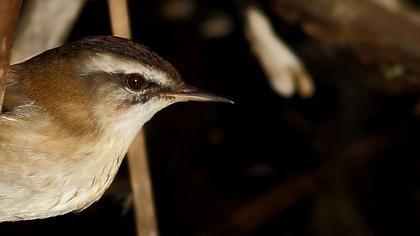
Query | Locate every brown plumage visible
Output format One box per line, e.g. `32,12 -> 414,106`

0,36 -> 230,222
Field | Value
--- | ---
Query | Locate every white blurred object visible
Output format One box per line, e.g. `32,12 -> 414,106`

11,0 -> 86,64
244,6 -> 314,98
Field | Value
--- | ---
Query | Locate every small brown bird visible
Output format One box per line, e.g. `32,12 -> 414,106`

0,36 -> 230,222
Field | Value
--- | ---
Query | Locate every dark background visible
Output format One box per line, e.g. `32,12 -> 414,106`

1,0 -> 419,235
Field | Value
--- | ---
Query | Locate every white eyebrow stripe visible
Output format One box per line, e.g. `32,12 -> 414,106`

83,53 -> 169,85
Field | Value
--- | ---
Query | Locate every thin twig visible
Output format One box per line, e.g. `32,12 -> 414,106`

107,1 -> 159,236
127,130 -> 158,236
108,0 -> 132,38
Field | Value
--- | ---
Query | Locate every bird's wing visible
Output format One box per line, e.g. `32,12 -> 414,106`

1,67 -> 37,119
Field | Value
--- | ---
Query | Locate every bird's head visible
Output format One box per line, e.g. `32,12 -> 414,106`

9,36 -> 231,140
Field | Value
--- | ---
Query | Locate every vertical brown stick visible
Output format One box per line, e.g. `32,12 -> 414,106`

107,1 -> 159,236
108,0 -> 132,38
127,130 -> 158,236
0,0 -> 22,113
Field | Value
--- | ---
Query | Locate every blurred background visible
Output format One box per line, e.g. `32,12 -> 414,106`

1,0 -> 419,235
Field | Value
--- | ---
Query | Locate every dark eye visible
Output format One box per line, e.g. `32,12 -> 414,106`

126,74 -> 146,91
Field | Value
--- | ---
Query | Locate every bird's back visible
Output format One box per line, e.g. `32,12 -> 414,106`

0,68 -> 127,221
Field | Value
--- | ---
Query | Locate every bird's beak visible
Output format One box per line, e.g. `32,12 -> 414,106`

160,85 -> 234,104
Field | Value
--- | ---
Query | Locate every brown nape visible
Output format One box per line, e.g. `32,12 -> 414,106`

11,57 -> 99,137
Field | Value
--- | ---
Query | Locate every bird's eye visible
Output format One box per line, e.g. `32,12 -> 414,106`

126,74 -> 146,91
